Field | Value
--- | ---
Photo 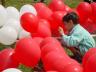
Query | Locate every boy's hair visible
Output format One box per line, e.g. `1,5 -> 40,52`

62,12 -> 79,25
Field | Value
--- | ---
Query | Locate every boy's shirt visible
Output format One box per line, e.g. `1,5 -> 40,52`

62,24 -> 95,55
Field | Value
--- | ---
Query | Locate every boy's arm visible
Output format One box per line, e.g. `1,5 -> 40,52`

61,32 -> 83,47
59,27 -> 83,47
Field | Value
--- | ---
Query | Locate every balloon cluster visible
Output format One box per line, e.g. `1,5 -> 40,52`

41,37 -> 83,72
0,1 -> 96,45
0,0 -> 96,72
76,2 -> 96,34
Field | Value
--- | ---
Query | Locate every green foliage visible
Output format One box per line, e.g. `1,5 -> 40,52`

4,0 -> 33,9
19,64 -> 34,72
65,0 -> 81,8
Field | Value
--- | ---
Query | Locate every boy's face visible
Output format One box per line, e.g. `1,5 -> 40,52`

64,20 -> 74,32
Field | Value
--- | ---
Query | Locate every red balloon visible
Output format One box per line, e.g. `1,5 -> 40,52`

51,29 -> 61,37
42,51 -> 69,71
83,48 -> 96,67
48,16 -> 59,31
42,51 -> 79,71
77,2 -> 92,16
34,3 -> 53,20
13,37 -> 41,67
90,2 -> 96,23
32,23 -> 52,38
20,12 -> 39,33
70,59 -> 81,66
40,37 -> 61,48
63,63 -> 83,72
33,37 -> 43,46
84,54 -> 96,72
41,43 -> 68,58
76,2 -> 92,22
78,13 -> 88,23
52,11 -> 67,24
39,19 -> 50,28
49,11 -> 67,36
64,5 -> 73,12
34,3 -> 46,9
81,18 -> 96,34
50,23 -> 67,37
0,48 -> 19,71
49,0 -> 66,11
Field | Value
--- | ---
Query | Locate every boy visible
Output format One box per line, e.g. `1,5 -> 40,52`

59,12 -> 95,62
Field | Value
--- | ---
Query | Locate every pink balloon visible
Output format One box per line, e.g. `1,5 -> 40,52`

13,37 -> 41,67
0,48 -> 19,71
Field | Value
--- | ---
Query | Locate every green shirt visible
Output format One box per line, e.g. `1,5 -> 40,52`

62,24 -> 95,55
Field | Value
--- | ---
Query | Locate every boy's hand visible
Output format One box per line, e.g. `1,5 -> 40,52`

58,27 -> 65,36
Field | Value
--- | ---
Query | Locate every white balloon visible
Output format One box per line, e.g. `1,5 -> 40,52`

0,26 -> 18,45
19,29 -> 31,39
2,68 -> 22,72
4,19 -> 22,33
0,5 -> 7,27
20,4 -> 37,16
6,6 -> 20,20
